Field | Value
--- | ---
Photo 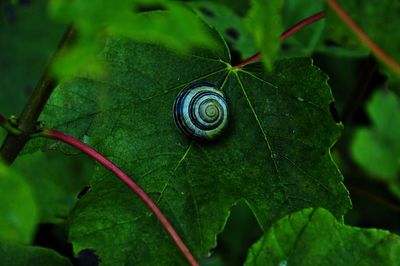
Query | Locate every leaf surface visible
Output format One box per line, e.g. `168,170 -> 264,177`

245,208 -> 400,265
31,27 -> 351,264
0,161 -> 38,243
12,151 -> 93,223
0,242 -> 71,266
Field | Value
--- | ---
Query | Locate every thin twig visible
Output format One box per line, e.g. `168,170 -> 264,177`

326,0 -> 400,76
41,129 -> 199,266
234,11 -> 326,68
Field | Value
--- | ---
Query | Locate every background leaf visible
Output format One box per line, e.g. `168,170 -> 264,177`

12,151 -> 93,223
325,0 -> 400,81
0,0 -> 66,116
0,242 -> 71,266
351,90 -> 400,199
47,0 -> 218,79
245,208 -> 400,265
0,161 -> 38,243
245,0 -> 283,70
189,1 -> 258,60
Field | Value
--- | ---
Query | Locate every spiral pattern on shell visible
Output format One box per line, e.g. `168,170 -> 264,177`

173,82 -> 228,140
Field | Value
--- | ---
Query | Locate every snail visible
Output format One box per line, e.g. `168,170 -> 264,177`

173,81 -> 228,140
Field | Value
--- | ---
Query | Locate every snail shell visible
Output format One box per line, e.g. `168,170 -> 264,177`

173,82 -> 228,140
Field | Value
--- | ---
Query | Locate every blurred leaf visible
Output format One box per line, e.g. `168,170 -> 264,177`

12,151 -> 93,223
281,0 -> 368,58
0,0 -> 67,116
325,0 -> 400,80
0,242 -> 71,266
189,1 -> 257,59
245,208 -> 400,265
281,0 -> 325,57
48,0 -> 217,78
194,0 -> 251,16
351,90 -> 400,196
0,161 -> 38,244
246,0 -> 283,70
26,23 -> 351,263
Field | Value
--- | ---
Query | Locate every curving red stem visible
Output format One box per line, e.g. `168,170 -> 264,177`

43,129 -> 199,266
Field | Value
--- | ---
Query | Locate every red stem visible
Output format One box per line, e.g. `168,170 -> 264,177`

43,129 -> 199,266
234,11 -> 326,68
280,11 -> 325,42
326,0 -> 400,76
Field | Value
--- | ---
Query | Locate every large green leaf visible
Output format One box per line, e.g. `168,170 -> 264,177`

0,242 -> 71,266
351,90 -> 400,198
245,208 -> 400,265
0,161 -> 38,244
30,27 -> 350,263
12,151 -> 93,223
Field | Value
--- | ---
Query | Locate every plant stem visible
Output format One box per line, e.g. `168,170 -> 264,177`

326,0 -> 400,76
41,129 -> 199,266
0,26 -> 75,164
280,11 -> 325,42
234,11 -> 326,68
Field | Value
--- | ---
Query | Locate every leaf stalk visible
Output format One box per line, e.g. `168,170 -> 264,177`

38,129 -> 199,266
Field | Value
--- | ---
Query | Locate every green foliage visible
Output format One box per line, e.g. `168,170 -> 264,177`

245,208 -> 400,265
1,0 -> 400,265
0,0 -> 66,115
189,1 -> 257,59
281,0 -> 325,57
48,0 -> 217,78
12,151 -> 93,223
0,242 -> 71,266
351,90 -> 400,198
246,0 -> 283,70
325,0 -> 400,79
0,161 -> 38,243
28,24 -> 351,263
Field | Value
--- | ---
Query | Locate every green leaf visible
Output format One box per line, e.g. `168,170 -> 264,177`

245,0 -> 283,70
281,0 -> 325,57
325,0 -> 400,78
0,161 -> 38,244
189,1 -> 258,59
0,0 -> 67,115
12,151 -> 93,223
31,26 -> 350,263
245,208 -> 400,265
0,242 -> 71,266
351,90 -> 400,197
48,0 -> 217,79
281,0 -> 368,58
